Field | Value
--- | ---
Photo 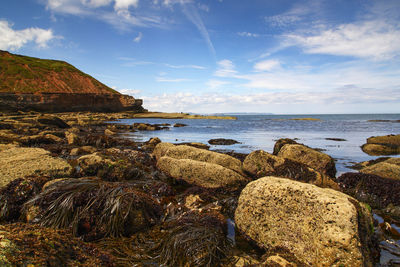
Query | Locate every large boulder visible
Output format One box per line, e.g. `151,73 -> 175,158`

277,144 -> 336,178
153,143 -> 243,174
0,147 -> 72,188
235,177 -> 377,266
361,134 -> 400,156
157,156 -> 248,189
272,138 -> 298,155
243,150 -> 337,188
37,115 -> 70,129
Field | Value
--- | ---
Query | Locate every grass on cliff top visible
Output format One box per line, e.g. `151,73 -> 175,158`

0,50 -> 119,94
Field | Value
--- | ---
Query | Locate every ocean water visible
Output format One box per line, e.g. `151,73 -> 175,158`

114,114 -> 400,176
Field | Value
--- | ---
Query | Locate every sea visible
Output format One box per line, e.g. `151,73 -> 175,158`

112,113 -> 400,265
114,113 -> 400,176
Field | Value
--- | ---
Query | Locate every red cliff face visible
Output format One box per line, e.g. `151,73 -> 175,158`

0,50 -> 144,112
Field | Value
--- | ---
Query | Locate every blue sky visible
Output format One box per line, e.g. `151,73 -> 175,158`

1,0 -> 400,114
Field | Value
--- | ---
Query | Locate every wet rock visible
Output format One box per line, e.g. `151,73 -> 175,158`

133,123 -> 161,131
361,134 -> 400,156
0,223 -> 116,266
142,137 -> 162,151
0,147 -> 72,188
65,131 -> 81,145
337,172 -> 400,209
208,138 -> 240,145
153,142 -> 243,174
173,123 -> 187,127
264,255 -> 297,266
360,159 -> 400,180
104,129 -> 116,136
235,177 -> 378,266
0,176 -> 49,222
177,142 -> 210,150
243,150 -> 338,189
37,115 -> 70,129
70,146 -> 97,156
273,138 -> 298,155
277,144 -> 336,178
325,137 -> 347,141
77,153 -> 114,176
157,156 -> 248,189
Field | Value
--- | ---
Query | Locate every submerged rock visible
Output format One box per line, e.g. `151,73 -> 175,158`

208,138 -> 240,145
153,142 -> 243,174
361,134 -> 400,156
0,147 -> 72,188
235,177 -> 378,266
157,156 -> 248,189
277,144 -> 336,178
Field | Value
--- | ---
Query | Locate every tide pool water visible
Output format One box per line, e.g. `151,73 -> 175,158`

113,114 -> 400,176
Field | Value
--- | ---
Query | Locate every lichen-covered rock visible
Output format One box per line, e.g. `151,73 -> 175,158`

243,150 -> 338,188
153,142 -> 243,174
361,134 -> 400,156
0,147 -> 72,187
360,161 -> 400,180
277,144 -> 336,178
157,156 -> 248,189
77,152 -> 114,175
273,138 -> 298,155
70,146 -> 97,156
235,177 -> 377,266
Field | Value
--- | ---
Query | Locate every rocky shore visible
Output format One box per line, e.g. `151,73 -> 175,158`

0,111 -> 399,266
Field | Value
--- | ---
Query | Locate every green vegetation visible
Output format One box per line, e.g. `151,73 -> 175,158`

0,50 -> 119,94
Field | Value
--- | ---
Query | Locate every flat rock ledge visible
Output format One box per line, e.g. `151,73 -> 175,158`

0,147 -> 72,187
235,177 -> 377,266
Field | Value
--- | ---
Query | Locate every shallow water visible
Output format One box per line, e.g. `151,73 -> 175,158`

113,114 -> 400,265
113,114 -> 400,175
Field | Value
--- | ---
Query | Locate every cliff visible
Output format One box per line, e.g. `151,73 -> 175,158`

0,50 -> 144,112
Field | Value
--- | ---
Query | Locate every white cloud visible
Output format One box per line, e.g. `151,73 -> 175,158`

0,20 -> 58,50
133,32 -> 142,42
140,85 -> 400,113
82,0 -> 112,8
253,59 -> 281,72
164,63 -> 205,69
286,20 -> 400,60
238,32 -> 260,37
117,88 -> 141,95
214,59 -> 237,77
206,79 -> 230,89
114,0 -> 139,10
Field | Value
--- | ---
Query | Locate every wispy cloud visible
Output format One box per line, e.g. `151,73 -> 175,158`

206,79 -> 230,89
238,32 -> 260,38
286,20 -> 400,60
214,59 -> 238,77
133,32 -> 143,42
0,20 -> 59,50
164,63 -> 205,69
253,59 -> 281,72
180,2 -> 216,57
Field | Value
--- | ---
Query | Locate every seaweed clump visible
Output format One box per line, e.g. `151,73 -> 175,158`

155,211 -> 232,267
0,223 -> 115,266
0,176 -> 49,222
24,178 -> 162,241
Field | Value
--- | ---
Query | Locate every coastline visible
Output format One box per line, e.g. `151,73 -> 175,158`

0,111 -> 399,265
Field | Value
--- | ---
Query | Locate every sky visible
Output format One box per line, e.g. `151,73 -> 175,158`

1,0 -> 400,114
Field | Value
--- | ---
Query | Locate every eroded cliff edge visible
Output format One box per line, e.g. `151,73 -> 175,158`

0,50 -> 144,113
